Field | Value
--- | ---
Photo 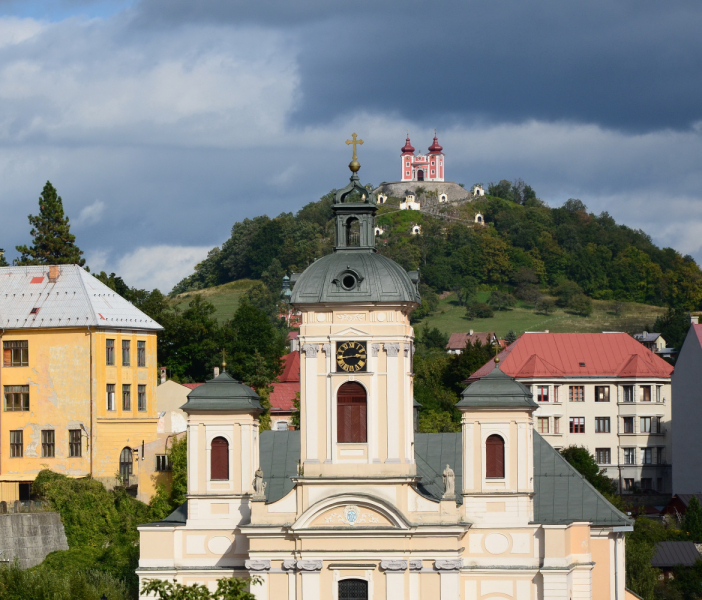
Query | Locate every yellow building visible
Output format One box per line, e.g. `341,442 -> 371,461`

0,264 -> 162,501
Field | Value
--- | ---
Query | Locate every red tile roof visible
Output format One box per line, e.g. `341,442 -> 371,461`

446,332 -> 496,350
270,351 -> 300,413
182,382 -> 205,390
470,333 -> 673,381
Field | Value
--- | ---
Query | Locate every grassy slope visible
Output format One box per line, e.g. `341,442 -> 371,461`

173,279 -> 256,323
420,292 -> 666,338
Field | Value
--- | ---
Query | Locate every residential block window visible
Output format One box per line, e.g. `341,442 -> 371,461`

623,417 -> 634,433
122,340 -> 130,366
640,417 -> 651,433
624,448 -> 636,465
654,416 -> 662,433
106,339 -> 115,366
69,429 -> 81,457
641,478 -> 653,491
641,447 -> 654,464
107,384 -> 115,411
4,385 -> 29,411
641,386 -> 651,402
622,385 -> 634,402
569,386 -> 584,402
595,386 -> 610,402
122,384 -> 131,411
595,417 -> 610,433
138,385 -> 146,412
137,341 -> 146,367
656,386 -> 662,402
596,448 -> 611,465
10,430 -> 23,458
538,417 -> 549,433
41,430 -> 55,458
537,386 -> 549,402
569,417 -> 585,433
554,386 -> 560,403
156,455 -> 170,472
3,341 -> 28,367
623,478 -> 634,492
554,417 -> 561,434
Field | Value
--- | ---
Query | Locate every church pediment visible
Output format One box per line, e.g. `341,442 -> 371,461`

334,326 -> 370,337
292,494 -> 409,531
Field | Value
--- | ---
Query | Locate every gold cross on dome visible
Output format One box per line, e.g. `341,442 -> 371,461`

345,133 -> 364,161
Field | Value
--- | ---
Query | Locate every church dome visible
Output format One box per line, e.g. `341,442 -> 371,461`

428,134 -> 443,154
401,135 -> 415,155
290,251 -> 420,305
181,372 -> 263,413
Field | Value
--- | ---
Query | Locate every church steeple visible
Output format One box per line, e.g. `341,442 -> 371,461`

333,133 -> 378,253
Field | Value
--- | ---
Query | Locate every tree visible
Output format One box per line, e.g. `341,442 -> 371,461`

567,293 -> 593,317
536,297 -> 556,315
0,249 -> 7,267
417,324 -> 449,351
559,446 -> 617,496
552,279 -> 583,307
626,539 -> 659,600
141,577 -> 260,600
452,276 -> 477,307
466,302 -> 494,319
150,435 -> 188,520
418,409 -> 460,433
683,496 -> 702,542
15,181 -> 85,266
653,307 -> 691,351
505,330 -> 518,344
487,291 -> 516,311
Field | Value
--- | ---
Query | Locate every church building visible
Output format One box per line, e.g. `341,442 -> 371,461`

401,133 -> 444,182
137,145 -> 633,600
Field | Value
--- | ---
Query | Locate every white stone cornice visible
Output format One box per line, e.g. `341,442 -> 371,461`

245,559 -> 271,571
297,560 -> 323,571
302,343 -> 319,357
380,560 -> 408,571
433,559 -> 462,571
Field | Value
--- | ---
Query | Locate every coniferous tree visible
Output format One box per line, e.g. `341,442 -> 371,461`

15,181 -> 85,266
683,496 -> 702,541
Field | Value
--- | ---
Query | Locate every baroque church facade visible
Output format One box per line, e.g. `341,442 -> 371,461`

137,152 -> 632,600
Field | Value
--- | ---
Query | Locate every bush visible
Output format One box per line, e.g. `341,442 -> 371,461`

466,303 -> 494,319
536,297 -> 556,315
567,293 -> 593,316
487,291 -> 516,311
552,279 -> 583,307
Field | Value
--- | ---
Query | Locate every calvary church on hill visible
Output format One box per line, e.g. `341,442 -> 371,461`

137,140 -> 633,600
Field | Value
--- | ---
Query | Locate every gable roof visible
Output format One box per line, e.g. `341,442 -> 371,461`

270,352 -> 301,413
672,493 -> 702,508
634,332 -> 662,344
651,541 -> 701,568
471,333 -> 673,380
0,265 -> 162,331
279,351 -> 300,383
446,332 -> 495,350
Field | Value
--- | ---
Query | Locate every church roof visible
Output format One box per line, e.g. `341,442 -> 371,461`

456,364 -> 538,409
401,135 -> 415,155
180,372 -> 263,413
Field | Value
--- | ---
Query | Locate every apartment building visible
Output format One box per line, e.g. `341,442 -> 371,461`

0,265 -> 162,501
471,333 -> 673,494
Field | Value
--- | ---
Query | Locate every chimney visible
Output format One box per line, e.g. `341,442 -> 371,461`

469,329 -> 474,336
691,316 -> 699,325
544,330 -> 549,333
48,265 -> 59,283
214,366 -> 220,377
160,367 -> 167,384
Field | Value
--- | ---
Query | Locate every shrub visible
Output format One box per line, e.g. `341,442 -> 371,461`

567,293 -> 593,316
487,291 -> 516,311
466,303 -> 494,319
536,297 -> 556,315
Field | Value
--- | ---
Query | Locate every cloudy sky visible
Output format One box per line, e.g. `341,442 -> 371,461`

1,0 -> 702,291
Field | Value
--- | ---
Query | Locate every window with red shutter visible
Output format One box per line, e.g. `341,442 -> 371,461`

486,434 -> 505,478
337,382 -> 367,443
211,437 -> 229,480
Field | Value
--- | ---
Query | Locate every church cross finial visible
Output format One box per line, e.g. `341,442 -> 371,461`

345,133 -> 363,173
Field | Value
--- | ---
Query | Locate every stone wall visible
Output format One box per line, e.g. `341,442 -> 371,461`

0,513 -> 69,568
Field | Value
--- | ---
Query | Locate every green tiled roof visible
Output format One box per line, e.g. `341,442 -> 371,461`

260,430 -> 300,502
414,433 -> 463,504
180,372 -> 263,413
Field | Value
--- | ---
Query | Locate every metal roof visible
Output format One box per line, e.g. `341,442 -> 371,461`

471,332 -> 673,380
634,332 -> 662,343
180,372 -> 263,413
651,541 -> 701,568
457,364 -> 539,409
0,265 -> 162,331
414,433 -> 463,504
260,430 -> 300,502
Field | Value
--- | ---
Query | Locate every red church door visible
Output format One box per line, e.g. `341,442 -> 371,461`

417,170 -> 424,181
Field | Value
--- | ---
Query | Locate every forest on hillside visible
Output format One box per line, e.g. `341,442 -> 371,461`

172,180 -> 702,314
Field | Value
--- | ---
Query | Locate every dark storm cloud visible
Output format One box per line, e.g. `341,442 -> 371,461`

133,0 -> 702,132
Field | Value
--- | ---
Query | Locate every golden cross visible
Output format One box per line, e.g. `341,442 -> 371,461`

345,133 -> 364,161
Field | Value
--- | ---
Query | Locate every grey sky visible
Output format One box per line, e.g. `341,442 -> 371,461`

0,1 -> 701,290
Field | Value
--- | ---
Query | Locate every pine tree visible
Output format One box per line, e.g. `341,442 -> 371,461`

505,329 -> 518,344
684,495 -> 702,541
15,181 -> 85,266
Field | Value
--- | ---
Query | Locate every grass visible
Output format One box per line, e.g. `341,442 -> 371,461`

173,279 -> 256,324
420,292 -> 667,338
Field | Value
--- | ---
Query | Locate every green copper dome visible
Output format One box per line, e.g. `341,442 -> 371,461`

290,166 -> 420,306
181,372 -> 263,413
456,364 -> 538,409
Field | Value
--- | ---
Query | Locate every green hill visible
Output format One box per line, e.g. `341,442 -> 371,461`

173,279 -> 256,324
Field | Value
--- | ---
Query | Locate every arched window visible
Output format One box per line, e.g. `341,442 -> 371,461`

339,579 -> 368,600
346,217 -> 360,247
486,435 -> 505,478
119,447 -> 132,482
337,382 -> 367,443
211,437 -> 229,480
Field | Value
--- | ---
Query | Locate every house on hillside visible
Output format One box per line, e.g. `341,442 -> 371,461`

470,332 -> 674,494
634,332 -> 667,352
651,542 -> 702,580
671,319 -> 702,494
664,494 -> 702,517
269,351 -> 299,431
0,265 -> 163,502
446,331 -> 497,354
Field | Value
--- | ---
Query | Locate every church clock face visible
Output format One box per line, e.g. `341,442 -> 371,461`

336,341 -> 367,372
